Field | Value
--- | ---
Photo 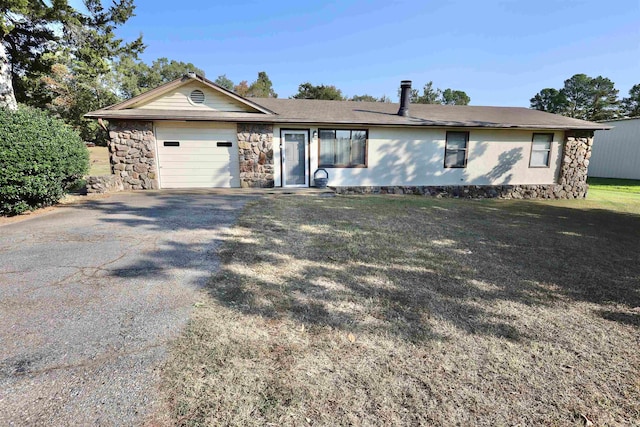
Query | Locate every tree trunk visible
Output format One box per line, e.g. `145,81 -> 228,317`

0,42 -> 18,110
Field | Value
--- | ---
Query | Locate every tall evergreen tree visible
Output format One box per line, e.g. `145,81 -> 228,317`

42,1 -> 144,141
532,74 -> 620,121
400,81 -> 470,105
441,88 -> 470,105
1,0 -> 74,109
622,84 -> 640,118
292,82 -> 344,100
530,88 -> 567,114
214,74 -> 234,91
415,81 -> 441,104
2,1 -> 145,139
115,56 -> 204,99
247,71 -> 277,98
587,76 -> 619,121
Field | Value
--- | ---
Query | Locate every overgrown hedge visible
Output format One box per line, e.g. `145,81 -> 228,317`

0,107 -> 89,216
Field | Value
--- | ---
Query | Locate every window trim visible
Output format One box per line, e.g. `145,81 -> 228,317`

443,131 -> 469,168
529,133 -> 553,168
318,128 -> 368,168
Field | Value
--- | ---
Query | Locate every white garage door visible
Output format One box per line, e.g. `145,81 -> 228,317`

155,122 -> 240,188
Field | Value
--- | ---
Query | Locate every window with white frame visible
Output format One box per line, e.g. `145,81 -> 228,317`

444,131 -> 469,168
530,133 -> 553,167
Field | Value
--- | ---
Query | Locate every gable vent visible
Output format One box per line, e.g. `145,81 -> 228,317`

189,89 -> 205,104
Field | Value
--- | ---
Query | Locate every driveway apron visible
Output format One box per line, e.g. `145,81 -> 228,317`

0,191 -> 252,426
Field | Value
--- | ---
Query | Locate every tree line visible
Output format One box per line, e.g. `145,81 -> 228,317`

530,74 -> 639,121
2,0 -> 149,142
4,2 -> 637,149
212,77 -> 392,102
276,80 -> 471,105
1,2 -> 474,143
0,2 -> 281,142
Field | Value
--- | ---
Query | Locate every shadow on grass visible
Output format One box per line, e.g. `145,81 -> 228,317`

598,310 -> 640,327
203,196 -> 639,342
83,192 -> 640,342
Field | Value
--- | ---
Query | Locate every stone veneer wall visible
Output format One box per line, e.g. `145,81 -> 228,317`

107,121 -> 158,190
334,131 -> 594,200
86,175 -> 124,194
558,131 -> 593,197
237,123 -> 274,188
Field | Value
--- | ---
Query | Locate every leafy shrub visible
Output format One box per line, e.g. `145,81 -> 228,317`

0,107 -> 89,216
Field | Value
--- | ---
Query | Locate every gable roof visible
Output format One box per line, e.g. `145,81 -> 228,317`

86,80 -> 609,131
97,74 -> 275,115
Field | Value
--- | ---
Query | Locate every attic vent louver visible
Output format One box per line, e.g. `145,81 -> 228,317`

190,89 -> 205,104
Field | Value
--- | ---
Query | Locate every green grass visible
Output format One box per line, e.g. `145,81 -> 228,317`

587,177 -> 640,194
161,194 -> 640,426
579,178 -> 640,215
584,190 -> 640,214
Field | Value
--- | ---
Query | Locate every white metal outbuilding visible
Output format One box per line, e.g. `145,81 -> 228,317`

590,118 -> 640,180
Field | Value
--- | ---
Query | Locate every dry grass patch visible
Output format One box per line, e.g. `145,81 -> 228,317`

162,194 -> 640,426
88,146 -> 111,176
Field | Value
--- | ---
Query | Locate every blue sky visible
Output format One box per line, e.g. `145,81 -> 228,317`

90,0 -> 639,105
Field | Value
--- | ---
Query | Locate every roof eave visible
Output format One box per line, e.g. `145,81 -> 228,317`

82,111 -> 610,130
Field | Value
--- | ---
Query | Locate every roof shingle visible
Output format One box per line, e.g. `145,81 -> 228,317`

85,85 -> 609,131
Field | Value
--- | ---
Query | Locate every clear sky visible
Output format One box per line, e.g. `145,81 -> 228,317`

101,0 -> 639,106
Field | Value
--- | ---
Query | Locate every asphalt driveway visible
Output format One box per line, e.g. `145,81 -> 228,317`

0,191 -> 254,426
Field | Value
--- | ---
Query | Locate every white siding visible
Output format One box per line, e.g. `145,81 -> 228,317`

137,82 -> 252,112
590,118 -> 640,180
155,122 -> 240,188
273,126 -> 563,187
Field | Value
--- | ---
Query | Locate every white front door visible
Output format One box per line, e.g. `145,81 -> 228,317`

282,130 -> 309,187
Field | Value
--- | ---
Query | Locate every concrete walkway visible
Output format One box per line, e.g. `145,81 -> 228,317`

0,191 -> 254,426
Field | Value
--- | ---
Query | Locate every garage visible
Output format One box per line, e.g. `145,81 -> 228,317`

155,122 -> 240,188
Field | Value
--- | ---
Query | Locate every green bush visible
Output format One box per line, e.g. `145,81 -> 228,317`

0,107 -> 89,216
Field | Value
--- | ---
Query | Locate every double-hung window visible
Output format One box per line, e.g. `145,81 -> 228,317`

444,131 -> 469,168
319,129 -> 367,167
530,133 -> 553,167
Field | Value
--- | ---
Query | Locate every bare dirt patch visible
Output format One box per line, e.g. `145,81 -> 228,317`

0,193 -> 111,226
162,194 -> 640,426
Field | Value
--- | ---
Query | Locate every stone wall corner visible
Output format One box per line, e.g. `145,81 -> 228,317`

558,130 -> 594,199
237,123 -> 274,188
107,120 -> 159,190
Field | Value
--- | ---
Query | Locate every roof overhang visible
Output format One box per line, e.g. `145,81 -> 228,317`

85,79 -> 611,132
84,109 -> 610,131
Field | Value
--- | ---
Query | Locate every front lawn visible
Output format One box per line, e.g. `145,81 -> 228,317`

162,192 -> 640,426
